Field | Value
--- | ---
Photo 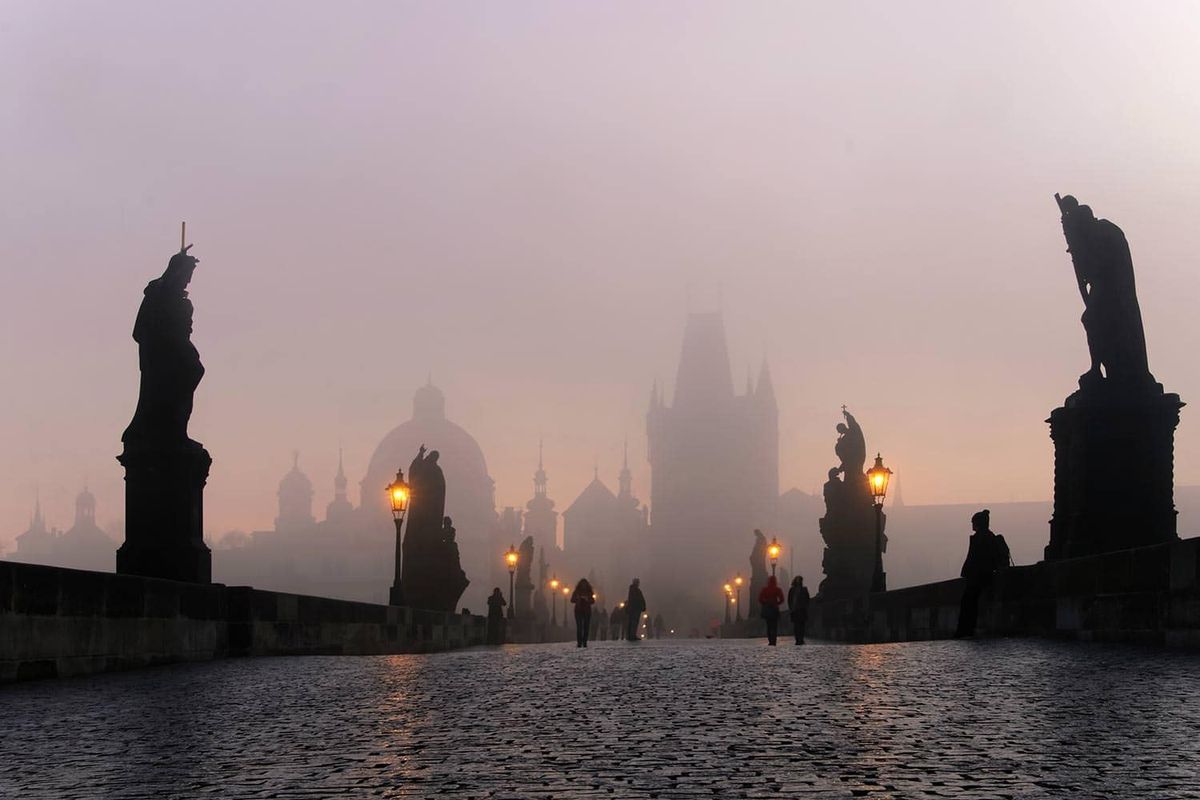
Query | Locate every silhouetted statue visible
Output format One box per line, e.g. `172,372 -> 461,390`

402,447 -> 469,611
818,408 -> 885,599
1057,194 -> 1153,387
834,408 -> 866,479
954,510 -> 1009,638
624,578 -> 646,641
515,536 -> 535,619
406,446 -> 446,538
534,546 -> 550,623
1046,195 -> 1183,559
747,529 -> 769,621
116,245 -> 213,584
122,248 -> 205,449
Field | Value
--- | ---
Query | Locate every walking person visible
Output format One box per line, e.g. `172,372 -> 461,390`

787,576 -> 810,645
610,605 -> 625,641
758,575 -> 784,646
625,578 -> 647,641
954,509 -> 1010,638
486,587 -> 506,645
571,578 -> 596,647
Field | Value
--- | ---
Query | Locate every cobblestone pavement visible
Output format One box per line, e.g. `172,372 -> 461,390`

2,638 -> 1200,799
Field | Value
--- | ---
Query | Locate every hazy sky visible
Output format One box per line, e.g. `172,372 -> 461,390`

3,2 -> 1200,548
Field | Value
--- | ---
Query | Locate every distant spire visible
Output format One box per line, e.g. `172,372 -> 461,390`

618,437 -> 633,499
292,450 -> 300,470
334,448 -> 348,499
534,438 -> 548,498
594,457 -> 599,481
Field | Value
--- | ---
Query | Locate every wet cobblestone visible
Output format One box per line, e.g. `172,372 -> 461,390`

2,638 -> 1199,798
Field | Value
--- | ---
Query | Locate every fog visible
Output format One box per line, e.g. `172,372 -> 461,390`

3,1 -> 1200,559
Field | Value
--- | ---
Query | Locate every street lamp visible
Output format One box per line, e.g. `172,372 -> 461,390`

504,544 -> 519,619
734,573 -> 744,621
562,586 -> 571,624
549,575 -> 560,625
768,536 -> 782,577
386,469 -> 409,606
866,453 -> 893,593
723,583 -> 732,625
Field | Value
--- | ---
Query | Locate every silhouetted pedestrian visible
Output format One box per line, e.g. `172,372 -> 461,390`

788,576 -> 810,645
610,605 -> 625,641
625,578 -> 647,641
486,587 -> 506,645
571,578 -> 595,647
954,509 -> 1010,638
653,613 -> 665,639
759,575 -> 784,645
597,607 -> 609,641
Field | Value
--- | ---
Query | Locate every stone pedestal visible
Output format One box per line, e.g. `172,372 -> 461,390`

116,444 -> 212,583
1045,381 -> 1183,561
818,483 -> 886,600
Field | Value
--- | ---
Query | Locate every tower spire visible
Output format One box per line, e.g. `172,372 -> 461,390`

534,438 -> 548,498
619,437 -> 633,498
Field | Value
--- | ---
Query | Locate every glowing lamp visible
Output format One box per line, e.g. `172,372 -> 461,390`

723,583 -> 732,594
550,576 -> 559,591
767,536 -> 782,566
867,453 -> 892,506
386,470 -> 409,520
562,587 -> 570,597
734,574 -> 743,587
504,544 -> 519,573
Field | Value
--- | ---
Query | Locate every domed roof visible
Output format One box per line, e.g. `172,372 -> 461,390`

279,453 -> 313,495
361,384 -> 495,522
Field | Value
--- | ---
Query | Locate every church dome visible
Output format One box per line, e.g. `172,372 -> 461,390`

361,383 -> 495,523
276,453 -> 315,530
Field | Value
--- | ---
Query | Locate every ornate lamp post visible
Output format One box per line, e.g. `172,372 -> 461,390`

504,544 -> 519,619
734,573 -> 744,621
549,575 -> 560,625
867,453 -> 893,593
386,470 -> 409,606
723,583 -> 732,625
768,536 -> 782,577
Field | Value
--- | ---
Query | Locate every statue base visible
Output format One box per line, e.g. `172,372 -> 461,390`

1045,379 -> 1183,561
817,491 -> 886,600
116,443 -> 212,584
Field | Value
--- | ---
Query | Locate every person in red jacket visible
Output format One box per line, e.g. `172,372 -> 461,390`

758,575 -> 785,646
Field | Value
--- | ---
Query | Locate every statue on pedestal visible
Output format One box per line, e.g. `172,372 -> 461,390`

515,535 -> 535,619
116,242 -> 213,583
402,447 -> 469,610
818,408 -> 885,599
1046,195 -> 1182,559
748,529 -> 768,618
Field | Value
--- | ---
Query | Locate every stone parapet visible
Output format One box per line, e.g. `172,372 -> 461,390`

810,536 -> 1200,647
0,561 -> 486,684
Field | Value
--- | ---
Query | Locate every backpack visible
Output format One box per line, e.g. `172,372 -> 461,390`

993,534 -> 1012,569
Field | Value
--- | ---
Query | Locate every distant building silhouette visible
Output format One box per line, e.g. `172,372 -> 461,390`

9,489 -> 115,572
215,381 -> 501,610
646,312 -> 778,622
14,497 -> 56,560
275,452 -> 316,532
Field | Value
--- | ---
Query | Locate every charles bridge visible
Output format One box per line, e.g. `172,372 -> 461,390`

3,638 -> 1200,799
